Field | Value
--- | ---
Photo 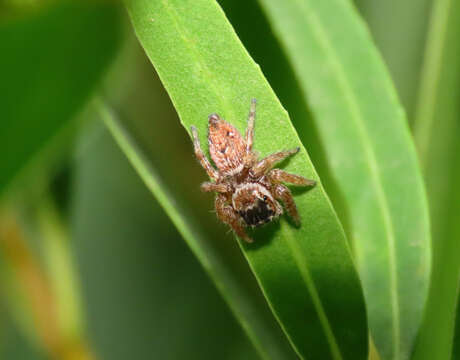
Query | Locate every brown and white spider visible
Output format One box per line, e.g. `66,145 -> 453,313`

190,99 -> 316,243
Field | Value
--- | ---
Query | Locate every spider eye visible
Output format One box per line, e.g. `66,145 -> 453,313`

263,195 -> 268,201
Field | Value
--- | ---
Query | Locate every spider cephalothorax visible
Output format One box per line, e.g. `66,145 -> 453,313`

191,99 -> 316,242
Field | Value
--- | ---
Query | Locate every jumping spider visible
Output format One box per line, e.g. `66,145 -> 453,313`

191,99 -> 316,243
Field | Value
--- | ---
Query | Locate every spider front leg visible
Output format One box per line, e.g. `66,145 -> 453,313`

250,147 -> 300,178
273,184 -> 300,226
215,194 -> 253,243
243,99 -> 258,168
245,98 -> 256,153
191,126 -> 219,181
269,169 -> 316,186
201,182 -> 230,193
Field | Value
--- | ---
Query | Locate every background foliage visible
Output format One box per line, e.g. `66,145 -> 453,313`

0,0 -> 458,359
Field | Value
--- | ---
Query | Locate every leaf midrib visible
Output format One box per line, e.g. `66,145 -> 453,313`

292,0 -> 400,356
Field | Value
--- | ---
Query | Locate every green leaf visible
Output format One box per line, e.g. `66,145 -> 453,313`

0,1 -> 121,198
121,0 -> 368,358
253,0 -> 431,359
411,0 -> 460,359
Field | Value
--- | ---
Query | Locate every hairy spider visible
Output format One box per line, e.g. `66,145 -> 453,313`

190,99 -> 316,243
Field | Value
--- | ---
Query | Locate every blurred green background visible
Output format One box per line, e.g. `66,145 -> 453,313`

0,0 -> 458,359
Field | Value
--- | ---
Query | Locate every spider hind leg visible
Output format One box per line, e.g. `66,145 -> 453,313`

273,184 -> 300,226
269,169 -> 316,186
251,148 -> 300,178
215,194 -> 253,243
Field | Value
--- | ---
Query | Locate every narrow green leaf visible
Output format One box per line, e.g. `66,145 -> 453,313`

122,0 -> 368,358
411,0 -> 460,359
254,1 -> 431,359
0,1 -> 121,197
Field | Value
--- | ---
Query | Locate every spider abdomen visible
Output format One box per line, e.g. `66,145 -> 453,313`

238,199 -> 276,227
232,183 -> 282,227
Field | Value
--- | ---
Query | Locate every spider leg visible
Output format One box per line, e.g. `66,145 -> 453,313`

215,194 -> 253,243
251,147 -> 299,178
268,169 -> 316,186
191,126 -> 219,181
245,98 -> 256,153
201,182 -> 230,193
273,184 -> 300,226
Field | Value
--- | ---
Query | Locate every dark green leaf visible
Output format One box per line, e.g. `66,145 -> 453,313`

0,1 -> 121,197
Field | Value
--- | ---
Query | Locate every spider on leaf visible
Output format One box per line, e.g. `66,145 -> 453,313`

190,99 -> 316,243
